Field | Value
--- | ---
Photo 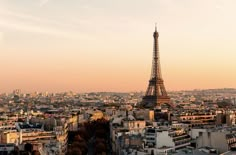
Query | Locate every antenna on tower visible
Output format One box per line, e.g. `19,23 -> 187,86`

155,23 -> 157,31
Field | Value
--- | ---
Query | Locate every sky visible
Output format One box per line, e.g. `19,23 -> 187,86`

0,0 -> 236,93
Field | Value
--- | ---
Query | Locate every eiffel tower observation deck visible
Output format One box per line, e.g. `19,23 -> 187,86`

141,26 -> 171,108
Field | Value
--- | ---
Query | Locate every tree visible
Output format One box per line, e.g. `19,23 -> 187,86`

95,129 -> 106,138
74,134 -> 85,142
71,141 -> 88,155
24,143 -> 33,153
77,127 -> 89,140
9,150 -> 19,155
95,138 -> 106,144
67,148 -> 82,155
95,142 -> 106,154
32,150 -> 41,155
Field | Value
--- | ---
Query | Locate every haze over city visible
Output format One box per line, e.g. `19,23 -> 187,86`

1,0 -> 236,93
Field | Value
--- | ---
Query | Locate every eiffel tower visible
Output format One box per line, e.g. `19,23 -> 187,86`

142,26 -> 171,108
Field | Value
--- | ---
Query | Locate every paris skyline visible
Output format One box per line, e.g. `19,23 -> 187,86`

0,0 -> 236,93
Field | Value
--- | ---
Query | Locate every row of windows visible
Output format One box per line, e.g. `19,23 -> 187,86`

181,117 -> 214,120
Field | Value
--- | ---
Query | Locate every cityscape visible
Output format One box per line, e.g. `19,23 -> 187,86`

1,1 -> 236,155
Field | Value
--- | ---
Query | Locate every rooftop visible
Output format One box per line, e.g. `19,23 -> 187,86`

221,151 -> 236,155
173,149 -> 217,155
18,122 -> 42,129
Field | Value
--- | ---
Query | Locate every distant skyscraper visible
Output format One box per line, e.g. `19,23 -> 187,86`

142,26 -> 170,108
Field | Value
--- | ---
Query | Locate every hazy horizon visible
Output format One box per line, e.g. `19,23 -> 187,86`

1,0 -> 236,93
2,87 -> 236,94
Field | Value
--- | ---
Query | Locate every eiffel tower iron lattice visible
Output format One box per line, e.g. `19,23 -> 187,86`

142,26 -> 171,108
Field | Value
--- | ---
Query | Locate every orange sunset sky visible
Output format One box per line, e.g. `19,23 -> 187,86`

0,0 -> 236,93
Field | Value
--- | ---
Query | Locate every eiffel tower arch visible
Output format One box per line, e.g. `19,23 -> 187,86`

142,26 -> 171,108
